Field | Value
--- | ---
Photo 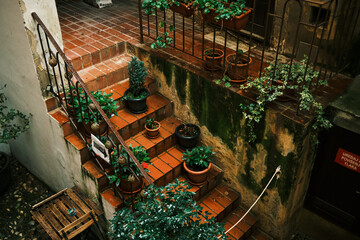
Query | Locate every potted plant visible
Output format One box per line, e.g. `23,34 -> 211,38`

0,85 -> 31,194
175,123 -> 200,149
226,50 -> 252,82
66,87 -> 119,137
199,0 -> 251,32
107,144 -> 151,194
123,57 -> 150,114
204,48 -> 224,70
169,0 -> 195,17
182,146 -> 214,185
109,179 -> 226,239
145,118 -> 161,139
239,56 -> 332,142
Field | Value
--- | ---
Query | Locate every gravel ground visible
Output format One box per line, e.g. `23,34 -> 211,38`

0,157 -> 54,239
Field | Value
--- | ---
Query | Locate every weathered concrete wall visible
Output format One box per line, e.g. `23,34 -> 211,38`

0,0 -> 85,193
132,46 -> 317,239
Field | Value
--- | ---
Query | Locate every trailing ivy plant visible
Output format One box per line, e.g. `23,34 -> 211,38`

239,57 -> 332,142
195,0 -> 247,20
0,85 -> 31,143
107,144 -> 151,186
182,145 -> 215,171
109,179 -> 227,240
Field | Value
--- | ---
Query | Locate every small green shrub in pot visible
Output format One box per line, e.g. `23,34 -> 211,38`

124,57 -> 150,114
109,179 -> 227,240
107,144 -> 151,193
182,145 -> 215,184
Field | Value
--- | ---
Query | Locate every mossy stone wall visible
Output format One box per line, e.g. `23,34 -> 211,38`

135,46 -> 317,239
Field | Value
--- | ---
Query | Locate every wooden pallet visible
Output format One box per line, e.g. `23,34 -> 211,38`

31,188 -> 103,240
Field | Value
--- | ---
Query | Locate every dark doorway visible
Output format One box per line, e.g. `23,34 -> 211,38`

306,125 -> 360,235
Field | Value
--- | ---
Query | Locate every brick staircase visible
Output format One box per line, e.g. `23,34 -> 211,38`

46,40 -> 272,240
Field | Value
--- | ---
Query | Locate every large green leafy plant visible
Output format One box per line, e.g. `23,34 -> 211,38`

66,86 -> 118,124
182,145 -> 215,171
125,57 -> 148,99
109,179 -> 227,240
107,144 -> 151,186
0,85 -> 31,143
239,57 -> 332,142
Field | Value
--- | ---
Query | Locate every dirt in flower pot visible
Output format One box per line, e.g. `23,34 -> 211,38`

179,124 -> 198,137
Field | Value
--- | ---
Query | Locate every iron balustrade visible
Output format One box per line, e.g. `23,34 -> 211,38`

32,12 -> 154,203
138,0 -> 360,107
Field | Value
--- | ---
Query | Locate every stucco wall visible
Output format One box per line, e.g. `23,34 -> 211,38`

0,0 -> 83,192
131,46 -> 318,239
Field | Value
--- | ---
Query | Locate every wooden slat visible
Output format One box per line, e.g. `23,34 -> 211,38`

65,219 -> 94,239
71,187 -> 103,216
59,195 -> 85,218
32,188 -> 67,209
65,189 -> 91,213
60,211 -> 93,233
54,198 -> 78,222
48,201 -> 71,226
39,206 -> 63,231
31,210 -> 61,240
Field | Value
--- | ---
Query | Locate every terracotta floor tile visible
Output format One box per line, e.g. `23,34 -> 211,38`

151,157 -> 172,175
110,84 -> 126,97
110,115 -> 129,129
166,147 -> 184,161
50,110 -> 69,125
202,195 -> 225,216
125,138 -> 139,148
65,133 -> 86,150
88,67 -> 104,78
158,152 -> 182,168
83,161 -> 104,179
214,184 -> 239,203
226,213 -> 251,234
223,220 -> 245,240
146,95 -> 166,111
103,87 -> 121,100
133,133 -> 155,150
118,109 -> 138,124
147,164 -> 163,181
101,189 -> 123,208
199,202 -> 217,219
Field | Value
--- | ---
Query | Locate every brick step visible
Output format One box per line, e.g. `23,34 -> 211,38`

248,229 -> 273,240
65,41 -> 126,72
76,53 -> 131,92
100,172 -> 224,221
124,116 -> 182,158
221,207 -> 258,240
45,76 -> 157,113
52,93 -> 172,158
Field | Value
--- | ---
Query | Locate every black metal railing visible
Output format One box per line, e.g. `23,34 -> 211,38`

138,0 -> 359,99
32,12 -> 154,202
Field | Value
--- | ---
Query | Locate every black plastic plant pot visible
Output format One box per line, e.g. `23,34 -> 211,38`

0,152 -> 11,195
175,124 -> 201,150
125,88 -> 150,114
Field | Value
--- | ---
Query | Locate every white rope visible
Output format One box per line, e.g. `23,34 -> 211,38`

218,166 -> 281,239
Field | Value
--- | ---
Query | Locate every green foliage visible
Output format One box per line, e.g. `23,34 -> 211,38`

182,145 -> 215,171
0,85 -> 31,143
107,144 -> 151,187
109,179 -> 227,240
216,75 -> 231,88
126,57 -> 148,99
66,86 -> 118,124
195,0 -> 247,20
239,56 -> 332,142
145,118 -> 159,129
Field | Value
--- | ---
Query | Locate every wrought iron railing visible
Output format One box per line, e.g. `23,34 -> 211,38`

32,12 -> 154,202
138,0 -> 359,100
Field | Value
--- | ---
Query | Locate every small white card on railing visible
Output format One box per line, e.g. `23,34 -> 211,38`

91,134 -> 110,164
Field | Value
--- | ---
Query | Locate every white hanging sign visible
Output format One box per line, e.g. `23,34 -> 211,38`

91,134 -> 110,164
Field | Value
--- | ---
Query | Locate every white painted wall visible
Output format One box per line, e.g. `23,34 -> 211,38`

0,0 -> 83,191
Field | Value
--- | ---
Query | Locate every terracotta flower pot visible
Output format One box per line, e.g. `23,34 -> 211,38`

170,1 -> 194,18
145,121 -> 161,139
204,48 -> 224,71
202,8 -> 251,32
226,53 -> 252,82
183,162 -> 212,185
119,177 -> 143,194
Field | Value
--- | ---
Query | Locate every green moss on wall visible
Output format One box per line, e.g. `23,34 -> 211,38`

174,66 -> 187,105
150,54 -> 173,86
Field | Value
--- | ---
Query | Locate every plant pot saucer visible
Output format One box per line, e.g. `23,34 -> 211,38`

229,78 -> 247,84
130,106 -> 148,114
186,176 -> 207,186
146,131 -> 160,139
120,181 -> 145,195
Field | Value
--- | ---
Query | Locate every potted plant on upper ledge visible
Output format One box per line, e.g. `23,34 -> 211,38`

182,145 -> 214,185
0,85 -> 31,194
124,57 -> 150,114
